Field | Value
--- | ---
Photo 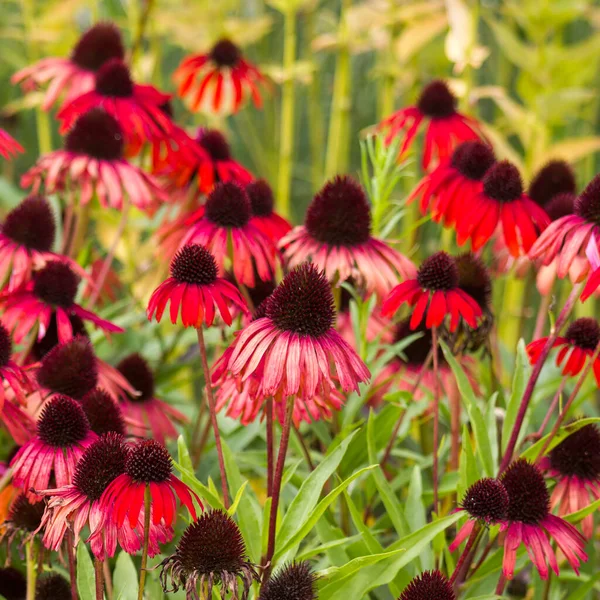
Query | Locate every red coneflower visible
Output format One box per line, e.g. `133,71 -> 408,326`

174,38 -> 265,116
213,263 -> 370,402
397,570 -> 455,600
0,323 -> 35,411
259,562 -> 318,600
57,58 -> 172,146
449,478 -> 509,552
11,23 -> 125,110
409,140 -> 496,227
455,160 -> 550,256
10,395 -> 96,501
181,182 -> 279,288
529,174 -> 600,280
499,459 -> 588,580
22,109 -> 167,212
99,439 -> 201,530
378,80 -> 482,170
80,388 -> 127,436
40,433 -> 171,560
0,129 -> 23,161
116,353 -> 187,444
539,424 -> 600,538
159,509 -> 258,600
148,244 -> 248,328
0,261 -> 123,344
382,251 -> 482,331
280,176 -> 415,299
246,179 -> 292,243
526,318 -> 600,385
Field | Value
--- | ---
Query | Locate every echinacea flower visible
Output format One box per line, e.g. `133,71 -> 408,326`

526,317 -> 600,385
528,160 -> 577,207
57,58 -> 172,145
40,433 -> 170,560
0,261 -> 123,344
455,160 -> 550,256
10,395 -> 96,501
34,573 -> 71,600
181,182 -> 279,287
22,109 -> 167,212
0,493 -> 45,549
397,570 -> 455,600
0,568 -> 26,600
11,23 -> 125,110
160,509 -> 259,600
539,424 -> 600,538
213,263 -> 370,403
246,179 -> 291,243
280,176 -> 415,299
174,38 -> 265,116
258,562 -> 318,600
529,174 -> 600,280
148,244 -> 248,328
80,388 -> 126,436
449,478 -> 509,551
116,353 -> 188,444
382,251 -> 482,331
0,322 -> 35,411
99,439 -> 201,531
499,459 -> 588,580
378,80 -> 482,170
0,129 -> 23,161
409,140 -> 496,227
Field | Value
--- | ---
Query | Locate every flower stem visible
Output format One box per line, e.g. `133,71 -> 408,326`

276,7 -> 298,220
266,398 -> 274,497
196,327 -> 230,509
130,0 -> 156,66
25,540 -> 37,600
449,523 -> 481,585
495,573 -> 506,595
533,291 -> 553,340
66,530 -> 78,600
431,326 -> 440,514
498,273 -> 527,362
498,283 -> 582,473
94,558 -> 104,600
525,376 -> 568,444
263,396 -> 294,582
137,487 -> 151,600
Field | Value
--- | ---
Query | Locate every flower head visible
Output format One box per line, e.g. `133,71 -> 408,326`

0,567 -> 26,600
398,570 -> 455,600
34,573 -> 71,600
247,179 -> 292,242
80,388 -> 126,436
148,244 -> 248,328
259,562 -> 318,600
174,38 -> 266,116
160,509 -> 258,599
281,176 -> 415,298
378,80 -> 482,170
528,160 -> 576,206
0,493 -> 44,548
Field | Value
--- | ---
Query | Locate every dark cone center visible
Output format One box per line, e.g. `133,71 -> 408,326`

575,174 -> 600,225
544,192 -> 575,221
461,478 -> 509,523
80,388 -> 126,436
95,58 -> 134,98
417,81 -> 457,119
450,141 -> 495,181
549,424 -> 600,480
170,244 -> 218,285
197,129 -> 231,161
117,353 -> 155,403
2,195 -> 56,252
482,161 -> 523,202
416,251 -> 458,291
258,562 -> 318,600
247,179 -> 274,217
8,494 -> 45,532
204,182 -> 251,228
35,573 -> 72,600
0,323 -> 13,368
565,318 -> 600,350
125,439 -> 172,483
209,39 -> 242,68
399,570 -> 456,600
33,262 -> 80,307
528,160 -> 576,207
37,395 -> 90,448
70,23 -> 125,72
501,459 -> 550,524
455,253 -> 492,310
65,108 -> 124,161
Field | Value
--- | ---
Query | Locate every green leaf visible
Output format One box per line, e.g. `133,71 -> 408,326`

176,435 -> 193,472
440,341 -> 494,476
295,534 -> 363,561
563,496 -> 600,525
569,572 -> 600,600
502,340 -> 530,454
113,552 -> 138,600
277,431 -> 358,550
484,18 -> 537,73
227,480 -> 248,516
172,458 -> 225,511
76,543 -> 95,600
273,465 -> 376,560
405,466 -> 430,570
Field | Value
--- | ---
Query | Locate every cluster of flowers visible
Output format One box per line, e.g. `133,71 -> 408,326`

0,18 -> 598,600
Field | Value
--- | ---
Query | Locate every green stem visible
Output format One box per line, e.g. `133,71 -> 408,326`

25,541 -> 37,600
498,272 -> 527,358
137,487 -> 151,600
325,0 -> 352,178
306,10 -> 324,192
276,8 -> 298,220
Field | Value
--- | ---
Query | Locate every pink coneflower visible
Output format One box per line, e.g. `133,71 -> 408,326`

409,140 -> 496,227
455,161 -> 550,256
526,318 -> 600,385
174,38 -> 265,116
246,179 -> 291,243
0,261 -> 123,344
116,353 -> 187,444
581,234 -> 600,302
378,80 -> 482,170
10,395 -> 96,501
0,129 -> 23,160
99,439 -> 201,530
539,424 -> 600,538
56,58 -> 172,145
397,571 -> 455,600
11,23 -> 125,110
148,244 -> 248,328
530,174 -> 600,280
40,433 -> 170,560
382,251 -> 482,331
449,478 -> 509,551
213,263 -> 370,402
181,182 -> 279,288
280,176 -> 415,299
0,323 -> 35,411
499,459 -> 587,580
22,109 -> 167,212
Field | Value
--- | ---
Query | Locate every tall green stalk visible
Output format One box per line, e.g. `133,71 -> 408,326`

276,7 -> 298,220
307,10 -> 324,192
